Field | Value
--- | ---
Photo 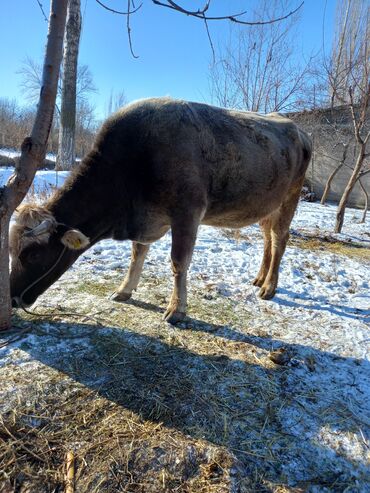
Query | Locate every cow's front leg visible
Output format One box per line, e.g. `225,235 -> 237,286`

111,242 -> 150,302
164,216 -> 199,324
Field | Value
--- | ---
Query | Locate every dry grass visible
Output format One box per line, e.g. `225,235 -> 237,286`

26,181 -> 57,204
0,375 -> 233,493
288,232 -> 370,261
1,270 -> 369,492
223,228 -> 370,261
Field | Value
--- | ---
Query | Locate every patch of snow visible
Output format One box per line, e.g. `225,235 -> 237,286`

0,147 -> 81,162
0,167 -> 69,197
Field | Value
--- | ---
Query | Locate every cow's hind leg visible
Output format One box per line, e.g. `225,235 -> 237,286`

111,242 -> 150,302
257,186 -> 302,300
164,213 -> 200,324
253,217 -> 272,288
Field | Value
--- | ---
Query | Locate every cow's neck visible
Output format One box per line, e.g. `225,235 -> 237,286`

47,151 -> 129,244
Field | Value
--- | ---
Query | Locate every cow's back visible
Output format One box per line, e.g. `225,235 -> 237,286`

97,98 -> 311,227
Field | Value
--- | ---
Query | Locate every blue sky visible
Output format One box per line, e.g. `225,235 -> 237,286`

0,0 -> 336,118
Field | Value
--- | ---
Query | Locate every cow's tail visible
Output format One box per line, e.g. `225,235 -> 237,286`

299,129 -> 312,170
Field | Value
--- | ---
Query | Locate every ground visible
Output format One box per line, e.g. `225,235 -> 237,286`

0,167 -> 369,492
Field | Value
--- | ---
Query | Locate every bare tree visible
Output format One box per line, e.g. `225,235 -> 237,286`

0,99 -> 36,150
325,0 -> 370,233
0,0 -> 68,330
17,57 -> 44,105
328,0 -> 368,107
209,0 -> 310,112
18,57 -> 96,159
335,84 -> 370,232
57,0 -> 81,170
105,89 -> 127,117
18,57 -> 96,112
75,99 -> 97,156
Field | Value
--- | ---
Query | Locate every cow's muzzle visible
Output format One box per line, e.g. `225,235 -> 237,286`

11,297 -> 30,309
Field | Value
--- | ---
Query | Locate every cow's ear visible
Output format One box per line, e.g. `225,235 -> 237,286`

61,229 -> 90,250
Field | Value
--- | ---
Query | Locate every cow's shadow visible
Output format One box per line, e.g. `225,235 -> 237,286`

8,315 -> 370,491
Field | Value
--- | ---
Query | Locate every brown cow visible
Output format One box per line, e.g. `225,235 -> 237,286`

10,97 -> 311,324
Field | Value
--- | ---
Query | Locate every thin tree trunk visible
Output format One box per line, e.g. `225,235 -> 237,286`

0,217 -> 11,329
321,144 -> 348,205
321,162 -> 344,205
335,144 -> 366,233
0,0 -> 68,331
359,178 -> 368,223
57,0 -> 81,170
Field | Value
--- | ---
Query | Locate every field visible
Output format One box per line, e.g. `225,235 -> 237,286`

0,169 -> 369,492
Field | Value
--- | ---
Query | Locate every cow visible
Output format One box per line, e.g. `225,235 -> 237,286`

9,97 -> 312,324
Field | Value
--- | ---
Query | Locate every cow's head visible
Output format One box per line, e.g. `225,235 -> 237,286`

10,204 -> 90,307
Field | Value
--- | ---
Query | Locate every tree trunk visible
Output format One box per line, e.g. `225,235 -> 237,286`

320,144 -> 348,205
0,0 -> 68,331
320,162 -> 344,205
57,0 -> 81,171
335,144 -> 366,233
359,179 -> 368,223
0,215 -> 11,331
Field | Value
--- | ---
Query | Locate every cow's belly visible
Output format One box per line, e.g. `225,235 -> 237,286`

200,155 -> 293,228
202,209 -> 269,228
129,225 -> 170,244
126,209 -> 170,244
202,190 -> 284,228
202,212 -> 262,228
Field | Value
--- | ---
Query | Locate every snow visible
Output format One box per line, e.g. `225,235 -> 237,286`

0,166 -> 68,197
1,167 -> 369,489
294,201 -> 370,245
0,147 -> 58,162
0,147 -> 81,163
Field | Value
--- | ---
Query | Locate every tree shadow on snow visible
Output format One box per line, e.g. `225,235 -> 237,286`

15,314 -> 370,491
273,287 -> 370,323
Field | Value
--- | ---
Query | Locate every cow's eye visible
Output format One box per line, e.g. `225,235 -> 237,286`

27,251 -> 41,264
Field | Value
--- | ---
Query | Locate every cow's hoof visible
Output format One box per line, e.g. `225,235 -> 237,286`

163,309 -> 186,325
258,286 -> 275,300
252,276 -> 264,287
110,291 -> 132,302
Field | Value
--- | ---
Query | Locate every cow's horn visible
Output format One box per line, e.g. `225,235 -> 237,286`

24,219 -> 55,237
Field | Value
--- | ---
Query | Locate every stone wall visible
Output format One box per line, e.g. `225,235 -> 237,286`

289,105 -> 369,208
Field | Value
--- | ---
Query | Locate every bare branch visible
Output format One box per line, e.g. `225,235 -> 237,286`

203,17 -> 215,62
359,168 -> 370,177
358,178 -> 368,223
127,0 -> 139,58
167,0 -> 211,16
230,1 -> 304,26
318,152 -> 347,163
153,0 -> 247,20
35,0 -> 48,22
95,0 -> 142,15
152,0 -> 304,25
348,86 -> 363,144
